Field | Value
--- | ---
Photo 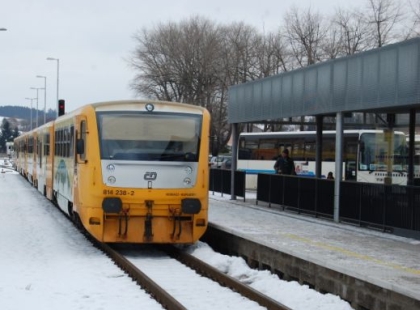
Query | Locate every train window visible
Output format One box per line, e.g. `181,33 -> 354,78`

97,112 -> 201,161
62,129 -> 66,157
38,138 -> 42,167
54,131 -> 58,155
59,130 -> 62,157
70,126 -> 74,157
44,133 -> 50,156
34,137 -> 37,155
28,137 -> 33,154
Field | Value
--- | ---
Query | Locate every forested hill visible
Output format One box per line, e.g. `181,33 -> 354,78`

0,105 -> 56,120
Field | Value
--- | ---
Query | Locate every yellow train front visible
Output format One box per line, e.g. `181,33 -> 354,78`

54,100 -> 210,244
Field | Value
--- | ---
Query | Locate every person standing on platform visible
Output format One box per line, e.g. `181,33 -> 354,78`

327,171 -> 334,180
274,149 -> 296,175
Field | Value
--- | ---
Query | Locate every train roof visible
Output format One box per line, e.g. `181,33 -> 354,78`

90,100 -> 207,113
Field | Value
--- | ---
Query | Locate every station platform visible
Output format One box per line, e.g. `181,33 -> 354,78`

207,191 -> 420,308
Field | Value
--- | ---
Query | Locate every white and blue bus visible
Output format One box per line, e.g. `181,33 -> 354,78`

238,130 -> 418,188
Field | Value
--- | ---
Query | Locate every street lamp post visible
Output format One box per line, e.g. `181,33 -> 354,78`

36,75 -> 47,125
30,87 -> 44,128
47,57 -> 59,118
25,98 -> 35,130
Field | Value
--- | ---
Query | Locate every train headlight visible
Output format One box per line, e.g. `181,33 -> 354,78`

102,197 -> 122,213
145,103 -> 154,112
183,177 -> 192,186
182,198 -> 201,214
107,164 -> 115,171
184,166 -> 192,174
108,176 -> 116,184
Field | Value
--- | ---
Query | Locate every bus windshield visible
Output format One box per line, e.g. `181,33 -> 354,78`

359,132 -> 407,172
97,112 -> 202,161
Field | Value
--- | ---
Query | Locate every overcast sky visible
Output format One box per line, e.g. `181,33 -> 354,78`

1,0 -> 365,114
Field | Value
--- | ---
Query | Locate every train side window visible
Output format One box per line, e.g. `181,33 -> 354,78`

38,137 -> 42,167
70,126 -> 74,157
44,133 -> 50,156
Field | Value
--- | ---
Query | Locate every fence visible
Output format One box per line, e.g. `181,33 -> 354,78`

209,169 -> 246,200
256,173 -> 420,238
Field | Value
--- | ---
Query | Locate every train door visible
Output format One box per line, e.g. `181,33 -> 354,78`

33,133 -> 38,186
45,127 -> 54,199
73,115 -> 87,213
36,132 -> 43,192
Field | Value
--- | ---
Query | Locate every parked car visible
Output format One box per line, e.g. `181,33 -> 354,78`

209,155 -> 232,169
220,157 -> 232,169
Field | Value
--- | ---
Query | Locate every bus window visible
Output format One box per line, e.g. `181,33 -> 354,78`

238,137 -> 256,160
276,138 -> 293,159
323,137 -> 335,161
359,132 -> 407,172
258,139 -> 277,160
304,139 -> 316,161
292,139 -> 305,161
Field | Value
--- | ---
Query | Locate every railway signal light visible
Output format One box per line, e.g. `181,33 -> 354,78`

58,99 -> 65,116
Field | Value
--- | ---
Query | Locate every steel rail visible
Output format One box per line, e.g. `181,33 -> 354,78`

164,246 -> 292,310
94,241 -> 187,310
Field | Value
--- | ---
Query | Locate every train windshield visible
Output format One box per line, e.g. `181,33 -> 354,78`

359,131 -> 407,172
97,112 -> 202,161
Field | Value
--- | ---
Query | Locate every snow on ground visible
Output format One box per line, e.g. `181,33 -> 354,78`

0,159 -> 352,310
188,242 -> 351,310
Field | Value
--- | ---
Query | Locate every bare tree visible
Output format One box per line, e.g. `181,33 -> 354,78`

406,0 -> 420,37
284,6 -> 328,67
362,0 -> 406,48
130,16 -> 233,155
256,31 -> 290,77
129,23 -> 183,102
321,20 -> 343,59
218,22 -> 262,85
130,17 -> 223,107
333,8 -> 371,55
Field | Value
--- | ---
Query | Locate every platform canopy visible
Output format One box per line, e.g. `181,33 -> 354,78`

228,38 -> 420,124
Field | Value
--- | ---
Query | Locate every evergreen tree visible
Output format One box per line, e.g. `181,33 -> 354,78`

1,119 -> 17,152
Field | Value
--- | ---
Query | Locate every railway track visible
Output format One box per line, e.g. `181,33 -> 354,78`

94,241 -> 291,310
26,172 -> 289,310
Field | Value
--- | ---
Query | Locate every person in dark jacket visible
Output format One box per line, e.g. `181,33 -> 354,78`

327,172 -> 334,179
274,149 -> 296,175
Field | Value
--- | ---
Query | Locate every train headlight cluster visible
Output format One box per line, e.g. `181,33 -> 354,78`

184,166 -> 192,174
183,177 -> 192,186
102,197 -> 122,213
181,198 -> 201,214
106,165 -> 116,184
145,103 -> 154,112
